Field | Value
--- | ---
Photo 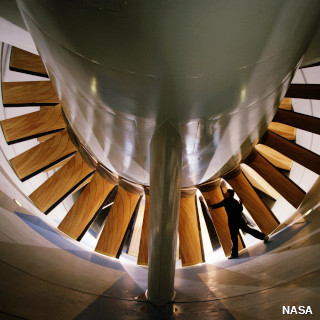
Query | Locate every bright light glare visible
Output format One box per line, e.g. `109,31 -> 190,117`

14,199 -> 23,207
304,209 -> 312,216
240,86 -> 247,101
91,77 -> 97,94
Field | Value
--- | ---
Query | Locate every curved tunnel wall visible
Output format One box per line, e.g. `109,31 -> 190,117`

1,2 -> 320,318
16,0 -> 320,186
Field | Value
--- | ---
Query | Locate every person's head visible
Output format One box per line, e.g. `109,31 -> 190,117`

225,189 -> 234,198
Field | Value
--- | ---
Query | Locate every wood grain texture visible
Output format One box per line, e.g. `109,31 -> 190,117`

38,132 -> 58,142
43,157 -> 71,172
241,164 -> 280,200
29,152 -> 95,214
246,152 -> 305,208
10,129 -> 76,181
199,181 -> 244,257
268,122 -> 296,140
72,176 -> 94,195
2,81 -> 59,106
278,97 -> 292,110
95,181 -> 143,258
137,193 -> 149,265
220,179 -> 229,194
58,171 -> 117,240
261,130 -> 320,175
0,104 -> 66,144
286,84 -> 320,100
224,167 -> 279,235
255,144 -> 293,171
10,46 -> 48,77
273,109 -> 320,135
179,191 -> 203,266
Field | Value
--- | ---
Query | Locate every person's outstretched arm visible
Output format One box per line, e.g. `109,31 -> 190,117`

210,199 -> 225,209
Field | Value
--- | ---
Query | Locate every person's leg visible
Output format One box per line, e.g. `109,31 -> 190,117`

239,219 -> 268,241
229,224 -> 239,257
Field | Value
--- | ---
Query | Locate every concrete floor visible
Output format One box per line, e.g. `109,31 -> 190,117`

0,151 -> 320,320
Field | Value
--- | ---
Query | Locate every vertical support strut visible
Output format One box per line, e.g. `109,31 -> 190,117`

147,121 -> 182,307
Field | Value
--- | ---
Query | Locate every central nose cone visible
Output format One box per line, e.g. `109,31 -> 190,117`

17,0 -> 320,186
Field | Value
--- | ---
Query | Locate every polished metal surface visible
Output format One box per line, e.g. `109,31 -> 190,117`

16,0 -> 320,186
148,121 -> 182,306
301,24 -> 320,67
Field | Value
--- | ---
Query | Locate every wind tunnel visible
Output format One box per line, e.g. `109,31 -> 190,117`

1,0 -> 320,317
14,0 -> 320,186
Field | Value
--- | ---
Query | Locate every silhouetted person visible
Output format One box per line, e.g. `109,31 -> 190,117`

210,189 -> 269,259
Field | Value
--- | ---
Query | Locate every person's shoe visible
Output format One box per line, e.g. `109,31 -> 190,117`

228,254 -> 239,259
263,235 -> 269,243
